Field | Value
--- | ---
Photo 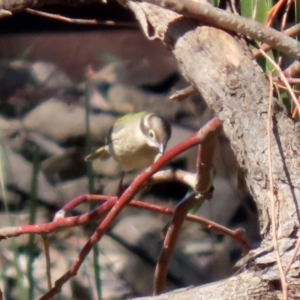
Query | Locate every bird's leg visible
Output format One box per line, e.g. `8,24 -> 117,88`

117,171 -> 125,197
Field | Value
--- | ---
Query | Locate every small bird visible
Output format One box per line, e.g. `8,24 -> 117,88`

85,112 -> 171,172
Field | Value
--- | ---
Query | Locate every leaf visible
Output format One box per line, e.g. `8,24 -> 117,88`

240,0 -> 274,22
211,0 -> 221,6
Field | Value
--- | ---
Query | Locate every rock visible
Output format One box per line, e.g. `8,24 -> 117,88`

108,84 -> 184,119
55,177 -> 103,210
88,58 -> 177,87
0,60 -> 36,101
198,176 -> 243,226
0,117 -> 21,138
100,173 -> 137,196
23,98 -> 115,143
26,131 -> 65,157
91,156 -> 120,177
1,144 -> 58,205
167,125 -> 198,172
41,148 -> 86,182
31,61 -> 73,89
88,85 -> 113,111
109,213 -> 171,294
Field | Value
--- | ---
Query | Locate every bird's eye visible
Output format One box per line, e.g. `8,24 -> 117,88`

149,129 -> 155,139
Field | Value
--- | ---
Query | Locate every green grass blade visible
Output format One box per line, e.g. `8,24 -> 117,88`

241,0 -> 273,22
0,138 -> 27,299
27,146 -> 40,300
85,79 -> 102,300
211,0 -> 221,7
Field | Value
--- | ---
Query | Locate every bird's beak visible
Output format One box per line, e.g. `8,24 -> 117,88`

154,143 -> 165,163
158,143 -> 165,155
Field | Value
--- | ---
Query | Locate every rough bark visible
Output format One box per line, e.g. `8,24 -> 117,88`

122,1 -> 300,300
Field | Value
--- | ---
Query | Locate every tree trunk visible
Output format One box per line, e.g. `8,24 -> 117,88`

123,1 -> 300,299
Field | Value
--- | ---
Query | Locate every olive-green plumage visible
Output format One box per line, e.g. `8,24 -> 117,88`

85,112 -> 171,171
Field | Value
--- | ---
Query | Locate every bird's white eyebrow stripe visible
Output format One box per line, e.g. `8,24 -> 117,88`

140,113 -> 152,134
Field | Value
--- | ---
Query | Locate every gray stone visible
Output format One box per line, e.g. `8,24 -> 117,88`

23,98 -> 115,143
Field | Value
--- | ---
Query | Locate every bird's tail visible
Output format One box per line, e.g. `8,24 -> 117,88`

85,145 -> 111,161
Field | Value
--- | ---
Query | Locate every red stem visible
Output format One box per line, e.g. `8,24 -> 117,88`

39,118 -> 222,299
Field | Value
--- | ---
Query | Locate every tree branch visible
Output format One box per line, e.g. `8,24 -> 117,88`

127,0 -> 300,60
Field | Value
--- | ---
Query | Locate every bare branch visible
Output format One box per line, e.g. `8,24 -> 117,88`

37,118 -> 223,300
131,0 -> 300,60
25,7 -> 137,27
154,191 -> 199,295
252,23 -> 300,58
169,85 -> 196,101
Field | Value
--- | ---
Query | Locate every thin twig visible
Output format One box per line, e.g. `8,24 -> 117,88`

169,86 -> 196,101
148,169 -> 196,188
0,9 -> 12,18
25,8 -> 136,27
153,191 -> 200,295
26,195 -> 251,248
276,0 -> 292,67
292,95 -> 300,119
274,78 -> 300,85
285,234 -> 300,275
39,118 -> 223,300
41,234 -> 53,296
265,0 -> 287,27
258,48 -> 300,117
0,192 -> 250,252
267,75 -> 288,300
252,23 -> 300,58
229,0 -> 239,15
54,194 -> 248,251
135,0 -> 300,60
280,0 -> 292,32
54,169 -> 196,219
273,83 -> 300,96
283,61 -> 300,79
195,133 -> 216,194
154,119 -> 219,295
